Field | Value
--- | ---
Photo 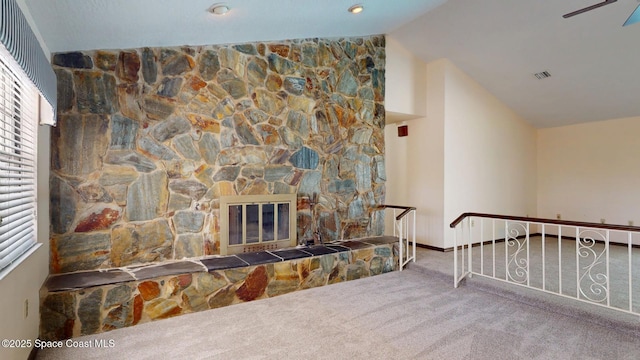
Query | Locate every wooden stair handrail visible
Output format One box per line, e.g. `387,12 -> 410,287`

376,205 -> 417,221
450,212 -> 640,232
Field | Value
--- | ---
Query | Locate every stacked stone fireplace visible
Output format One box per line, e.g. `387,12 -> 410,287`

49,35 -> 386,274
42,35 -> 390,340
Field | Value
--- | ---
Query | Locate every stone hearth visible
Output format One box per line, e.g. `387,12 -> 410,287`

40,236 -> 398,341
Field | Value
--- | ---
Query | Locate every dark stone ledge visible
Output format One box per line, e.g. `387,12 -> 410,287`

325,244 -> 351,252
362,235 -> 398,245
339,241 -> 374,250
300,245 -> 338,256
44,237 -> 399,293
200,256 -> 249,271
45,269 -> 135,292
131,260 -> 207,281
270,248 -> 310,260
236,251 -> 281,265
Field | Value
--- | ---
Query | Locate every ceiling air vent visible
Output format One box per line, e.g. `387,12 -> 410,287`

534,71 -> 551,80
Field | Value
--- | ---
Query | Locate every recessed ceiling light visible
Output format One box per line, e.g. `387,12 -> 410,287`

209,4 -> 230,15
348,4 -> 364,14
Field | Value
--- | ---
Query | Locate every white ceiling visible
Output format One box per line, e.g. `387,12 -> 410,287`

21,0 -> 640,128
22,0 -> 445,52
390,0 -> 640,128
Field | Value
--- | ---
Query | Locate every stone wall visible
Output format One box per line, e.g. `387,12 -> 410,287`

50,36 -> 386,273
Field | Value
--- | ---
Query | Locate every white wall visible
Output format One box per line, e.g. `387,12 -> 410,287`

538,116 -> 640,228
384,116 -> 444,247
384,37 -> 444,247
385,38 -> 640,250
442,60 -> 537,248
385,46 -> 537,249
385,36 -> 427,117
0,245 -> 49,360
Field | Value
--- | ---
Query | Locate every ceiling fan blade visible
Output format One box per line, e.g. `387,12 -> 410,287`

563,0 -> 618,18
623,3 -> 640,26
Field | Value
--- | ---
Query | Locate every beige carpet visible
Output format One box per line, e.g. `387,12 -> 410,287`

35,248 -> 640,360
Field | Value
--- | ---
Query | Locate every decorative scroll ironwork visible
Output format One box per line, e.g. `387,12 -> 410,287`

506,222 -> 528,284
577,229 -> 608,303
453,212 -> 639,317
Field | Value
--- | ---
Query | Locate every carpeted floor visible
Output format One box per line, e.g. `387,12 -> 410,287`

35,248 -> 640,360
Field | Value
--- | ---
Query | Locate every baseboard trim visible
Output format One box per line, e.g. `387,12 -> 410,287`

416,243 -> 448,252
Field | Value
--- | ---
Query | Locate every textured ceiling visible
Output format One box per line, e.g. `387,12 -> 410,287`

20,0 -> 640,128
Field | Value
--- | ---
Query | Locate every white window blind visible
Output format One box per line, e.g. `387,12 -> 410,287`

0,52 -> 37,273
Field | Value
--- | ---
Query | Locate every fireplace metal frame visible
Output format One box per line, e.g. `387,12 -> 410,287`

220,194 -> 297,255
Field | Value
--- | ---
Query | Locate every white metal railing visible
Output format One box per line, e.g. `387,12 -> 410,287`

451,213 -> 640,317
381,205 -> 416,271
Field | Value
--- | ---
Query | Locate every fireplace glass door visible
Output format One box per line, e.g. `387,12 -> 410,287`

220,194 -> 296,255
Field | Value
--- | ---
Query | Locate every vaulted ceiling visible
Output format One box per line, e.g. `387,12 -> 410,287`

21,0 -> 640,128
390,0 -> 640,128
